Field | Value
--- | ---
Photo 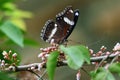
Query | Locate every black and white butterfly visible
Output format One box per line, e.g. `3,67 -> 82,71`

40,6 -> 79,44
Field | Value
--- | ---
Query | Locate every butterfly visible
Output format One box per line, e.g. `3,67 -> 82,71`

41,6 -> 79,44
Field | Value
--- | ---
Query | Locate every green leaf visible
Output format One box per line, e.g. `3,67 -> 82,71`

47,51 -> 59,80
0,72 -> 14,80
0,31 -> 5,37
2,2 -> 16,11
10,18 -> 27,31
106,71 -> 115,80
91,68 -> 115,80
109,63 -> 120,73
5,9 -> 33,18
0,0 -> 14,5
60,45 -> 90,70
0,21 -> 24,47
94,71 -> 106,80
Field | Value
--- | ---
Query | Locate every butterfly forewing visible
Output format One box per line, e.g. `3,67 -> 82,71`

55,6 -> 76,44
64,9 -> 79,40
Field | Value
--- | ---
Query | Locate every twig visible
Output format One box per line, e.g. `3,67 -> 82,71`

110,53 -> 119,64
41,69 -> 47,78
4,53 -> 120,72
29,70 -> 43,80
95,55 -> 108,70
90,53 -> 120,62
16,63 -> 40,71
81,67 -> 90,76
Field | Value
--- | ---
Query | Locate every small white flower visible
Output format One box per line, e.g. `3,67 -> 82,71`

40,48 -> 44,51
93,54 -> 96,57
1,63 -> 5,67
101,46 -> 105,49
45,54 -> 49,57
12,53 -> 17,58
89,49 -> 94,54
4,56 -> 8,59
9,66 -> 16,71
9,50 -> 12,53
31,66 -> 35,70
92,62 -> 95,64
106,51 -> 110,55
100,46 -> 107,51
76,71 -> 81,80
114,51 -> 120,55
41,57 -> 46,61
38,53 -> 43,58
2,60 -> 5,63
38,52 -> 46,58
38,63 -> 43,71
113,43 -> 120,51
2,51 -> 8,56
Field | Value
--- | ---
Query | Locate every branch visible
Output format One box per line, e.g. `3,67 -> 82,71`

5,53 -> 120,72
90,53 -> 120,62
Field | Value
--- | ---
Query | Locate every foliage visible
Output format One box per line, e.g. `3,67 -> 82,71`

46,45 -> 90,80
0,0 -> 33,79
109,63 -> 120,75
0,0 -> 120,80
91,67 -> 115,80
0,0 -> 32,47
90,61 -> 120,80
47,51 -> 59,80
0,72 -> 14,80
60,45 -> 90,70
0,21 -> 24,47
46,44 -> 120,80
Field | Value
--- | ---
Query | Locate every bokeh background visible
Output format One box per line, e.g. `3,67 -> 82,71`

16,0 -> 120,80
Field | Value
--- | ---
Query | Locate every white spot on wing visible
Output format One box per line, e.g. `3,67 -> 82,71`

50,39 -> 55,44
54,23 -> 57,27
69,10 -> 73,13
48,24 -> 57,41
46,40 -> 49,42
63,17 -> 74,25
75,12 -> 79,16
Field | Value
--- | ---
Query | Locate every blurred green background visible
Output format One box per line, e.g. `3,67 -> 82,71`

15,0 -> 120,80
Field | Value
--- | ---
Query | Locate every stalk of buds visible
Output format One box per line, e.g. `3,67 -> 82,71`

0,50 -> 19,70
89,43 -> 120,68
38,44 -> 66,68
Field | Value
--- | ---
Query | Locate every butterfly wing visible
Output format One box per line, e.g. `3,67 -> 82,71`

55,6 -> 79,44
41,19 -> 65,44
41,20 -> 56,43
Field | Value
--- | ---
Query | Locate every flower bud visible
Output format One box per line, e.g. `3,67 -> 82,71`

113,43 -> 120,51
12,53 -> 17,58
2,51 -> 8,56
